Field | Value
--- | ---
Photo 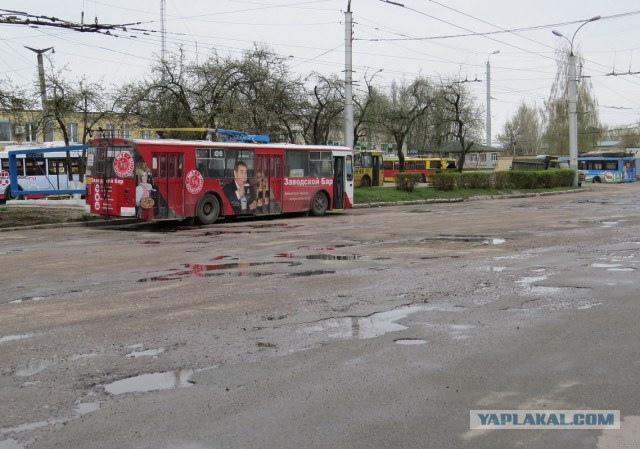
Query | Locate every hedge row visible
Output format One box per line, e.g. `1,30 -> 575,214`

394,172 -> 423,192
428,169 -> 576,191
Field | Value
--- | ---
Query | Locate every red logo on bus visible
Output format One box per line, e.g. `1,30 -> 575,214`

185,170 -> 204,194
113,152 -> 134,178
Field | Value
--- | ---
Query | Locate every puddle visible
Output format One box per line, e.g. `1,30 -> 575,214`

140,240 -> 161,245
68,353 -> 97,361
305,254 -> 361,261
8,297 -> 46,304
305,308 -> 416,339
607,267 -> 636,272
448,324 -> 475,331
527,286 -> 564,296
298,245 -> 354,250
302,304 -> 461,340
274,253 -> 361,261
0,438 -> 22,448
126,347 -> 165,358
288,270 -> 336,277
1,420 -> 51,434
578,301 -> 603,310
248,223 -> 302,229
201,229 -> 271,236
478,266 -> 508,272
137,261 -> 296,282
484,238 -> 506,245
0,333 -> 36,344
591,263 -> 623,269
104,369 -> 195,395
517,275 -> 548,284
600,221 -> 618,227
74,402 -> 101,415
0,248 -> 23,255
394,338 -> 427,345
14,359 -> 54,377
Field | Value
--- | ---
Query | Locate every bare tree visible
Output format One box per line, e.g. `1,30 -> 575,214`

437,81 -> 484,171
294,73 -> 344,145
497,101 -> 542,156
371,77 -> 434,170
352,71 -> 384,150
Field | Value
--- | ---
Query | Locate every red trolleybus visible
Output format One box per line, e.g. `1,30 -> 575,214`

84,138 -> 353,224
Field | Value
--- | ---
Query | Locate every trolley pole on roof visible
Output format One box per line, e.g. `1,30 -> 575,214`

344,2 -> 354,149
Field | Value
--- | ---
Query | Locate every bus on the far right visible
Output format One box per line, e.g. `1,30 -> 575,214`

561,151 -> 636,183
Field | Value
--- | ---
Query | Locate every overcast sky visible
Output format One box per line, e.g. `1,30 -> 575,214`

2,0 -> 639,146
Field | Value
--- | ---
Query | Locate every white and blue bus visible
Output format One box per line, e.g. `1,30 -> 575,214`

0,142 -> 86,202
560,152 -> 637,183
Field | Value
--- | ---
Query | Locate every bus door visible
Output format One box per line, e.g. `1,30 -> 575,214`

256,154 -> 282,214
372,154 -> 381,186
270,155 -> 283,213
152,153 -> 184,219
333,156 -> 345,209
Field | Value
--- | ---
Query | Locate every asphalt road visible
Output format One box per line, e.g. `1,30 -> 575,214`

1,183 -> 639,449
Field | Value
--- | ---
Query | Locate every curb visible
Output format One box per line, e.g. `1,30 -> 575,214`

352,188 -> 585,208
0,217 -> 140,232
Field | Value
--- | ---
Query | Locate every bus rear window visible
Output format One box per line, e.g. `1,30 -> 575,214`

87,145 -> 135,178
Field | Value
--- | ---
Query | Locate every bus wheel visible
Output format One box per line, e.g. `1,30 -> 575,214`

196,194 -> 220,225
361,175 -> 371,187
594,177 -> 602,183
310,192 -> 328,216
5,185 -> 20,200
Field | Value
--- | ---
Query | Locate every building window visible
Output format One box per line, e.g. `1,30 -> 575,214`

121,124 -> 131,139
67,123 -> 79,142
105,124 -> 115,138
26,122 -> 38,142
44,121 -> 55,142
0,120 -> 10,141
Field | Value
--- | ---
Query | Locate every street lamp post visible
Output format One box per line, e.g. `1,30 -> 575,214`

486,50 -> 499,168
25,46 -> 54,142
24,46 -> 54,110
552,15 -> 600,186
344,2 -> 354,149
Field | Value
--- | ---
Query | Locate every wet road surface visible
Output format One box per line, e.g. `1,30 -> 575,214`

1,183 -> 639,448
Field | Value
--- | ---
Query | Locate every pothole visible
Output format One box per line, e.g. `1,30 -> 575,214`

103,370 -> 195,395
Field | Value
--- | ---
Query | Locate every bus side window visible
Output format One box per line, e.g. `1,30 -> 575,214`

25,157 -> 45,176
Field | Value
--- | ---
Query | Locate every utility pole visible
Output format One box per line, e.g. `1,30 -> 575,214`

25,46 -> 54,141
486,50 -> 499,168
160,0 -> 167,63
552,15 -> 600,186
24,46 -> 53,110
344,1 -> 354,149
